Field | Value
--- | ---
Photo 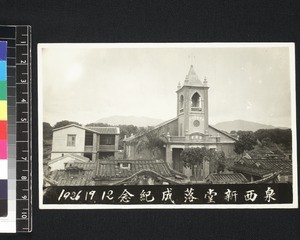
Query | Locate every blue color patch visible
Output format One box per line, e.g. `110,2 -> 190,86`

0,61 -> 7,81
0,42 -> 7,61
0,180 -> 7,199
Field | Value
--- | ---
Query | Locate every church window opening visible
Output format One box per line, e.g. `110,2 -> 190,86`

179,95 -> 184,113
191,92 -> 201,111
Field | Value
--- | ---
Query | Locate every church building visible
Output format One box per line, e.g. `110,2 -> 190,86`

123,65 -> 237,175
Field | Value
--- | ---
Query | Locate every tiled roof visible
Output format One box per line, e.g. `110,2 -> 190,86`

47,159 -> 182,185
65,162 -> 97,171
245,144 -> 287,159
86,126 -> 120,135
48,153 -> 90,165
250,171 -> 280,184
95,159 -> 175,179
112,169 -> 186,185
52,124 -> 119,135
48,163 -> 97,186
206,173 -> 248,184
231,159 -> 292,177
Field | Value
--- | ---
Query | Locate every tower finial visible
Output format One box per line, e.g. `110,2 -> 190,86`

177,81 -> 181,89
203,76 -> 208,86
188,55 -> 196,66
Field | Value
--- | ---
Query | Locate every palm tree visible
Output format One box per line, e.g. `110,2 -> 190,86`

134,129 -> 165,159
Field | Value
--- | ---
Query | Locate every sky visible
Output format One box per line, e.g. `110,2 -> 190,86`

39,44 -> 294,128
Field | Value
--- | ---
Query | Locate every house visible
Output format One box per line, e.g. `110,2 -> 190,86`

47,153 -> 90,172
93,159 -> 187,185
230,158 -> 292,183
50,124 -> 120,161
123,65 -> 237,175
45,159 -> 188,186
46,162 -> 97,186
205,171 -> 280,184
205,173 -> 249,184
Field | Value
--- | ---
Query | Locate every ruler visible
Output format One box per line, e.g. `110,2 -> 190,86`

0,25 -> 31,233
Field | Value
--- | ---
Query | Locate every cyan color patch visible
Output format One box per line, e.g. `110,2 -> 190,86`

0,61 -> 7,81
0,42 -> 7,60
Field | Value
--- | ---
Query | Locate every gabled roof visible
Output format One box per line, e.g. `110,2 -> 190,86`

123,117 -> 178,142
43,177 -> 58,186
94,159 -> 186,180
123,118 -> 237,143
48,153 -> 90,165
53,124 -> 120,135
249,171 -> 280,184
208,125 -> 238,141
45,159 -> 186,186
86,126 -> 120,134
65,162 -> 97,171
111,169 -> 186,185
48,165 -> 96,186
206,173 -> 248,184
231,158 -> 292,177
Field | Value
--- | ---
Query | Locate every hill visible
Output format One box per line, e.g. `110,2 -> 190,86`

213,120 -> 286,132
96,115 -> 164,127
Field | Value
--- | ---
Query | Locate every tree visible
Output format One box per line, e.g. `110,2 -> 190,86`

134,129 -> 165,159
53,120 -> 81,129
43,122 -> 53,140
209,150 -> 226,173
234,131 -> 256,156
255,128 -> 292,149
86,122 -> 111,127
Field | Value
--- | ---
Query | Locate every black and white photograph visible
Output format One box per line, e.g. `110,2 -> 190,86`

38,43 -> 297,208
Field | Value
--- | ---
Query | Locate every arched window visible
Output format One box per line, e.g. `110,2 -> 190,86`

191,92 -> 201,111
179,95 -> 184,113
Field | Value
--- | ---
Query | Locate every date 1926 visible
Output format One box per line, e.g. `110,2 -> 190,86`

58,189 -> 96,202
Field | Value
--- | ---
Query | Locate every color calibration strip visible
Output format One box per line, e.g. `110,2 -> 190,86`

0,25 -> 32,233
0,41 -> 8,218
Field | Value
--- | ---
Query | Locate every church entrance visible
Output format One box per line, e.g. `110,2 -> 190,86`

172,148 -> 183,173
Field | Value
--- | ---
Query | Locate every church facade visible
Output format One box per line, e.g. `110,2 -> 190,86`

123,65 -> 237,175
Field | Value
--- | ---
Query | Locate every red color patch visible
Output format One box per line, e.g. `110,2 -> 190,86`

0,121 -> 7,139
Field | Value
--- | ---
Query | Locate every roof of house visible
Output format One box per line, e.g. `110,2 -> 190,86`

85,126 -> 120,135
245,143 -> 287,159
111,169 -> 186,185
231,158 -> 292,177
123,117 -> 236,143
52,124 -> 120,135
123,117 -> 178,142
249,171 -> 281,184
46,159 -> 186,186
206,173 -> 248,184
94,159 -> 184,180
48,164 -> 96,186
65,162 -> 97,171
208,125 -> 238,141
48,153 -> 90,165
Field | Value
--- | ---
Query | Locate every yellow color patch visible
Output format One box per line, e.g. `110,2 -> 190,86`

0,101 -> 7,120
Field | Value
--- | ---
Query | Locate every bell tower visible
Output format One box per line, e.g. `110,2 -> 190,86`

176,65 -> 209,136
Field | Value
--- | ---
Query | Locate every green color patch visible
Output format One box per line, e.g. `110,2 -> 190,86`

0,82 -> 7,100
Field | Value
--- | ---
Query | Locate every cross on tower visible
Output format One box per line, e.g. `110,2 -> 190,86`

188,55 -> 196,66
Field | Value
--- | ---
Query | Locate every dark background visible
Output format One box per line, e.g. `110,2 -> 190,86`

1,0 -> 299,239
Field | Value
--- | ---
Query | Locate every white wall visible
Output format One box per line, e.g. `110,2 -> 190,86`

48,156 -> 84,171
51,126 -> 86,158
